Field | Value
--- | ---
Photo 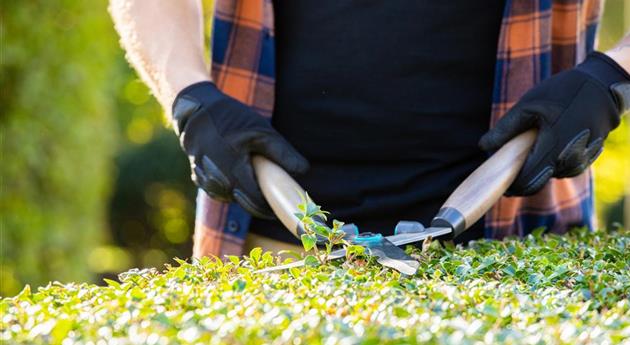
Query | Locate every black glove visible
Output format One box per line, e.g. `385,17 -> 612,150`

479,52 -> 630,196
172,81 -> 309,218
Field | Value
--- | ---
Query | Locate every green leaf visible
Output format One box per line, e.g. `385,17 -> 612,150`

443,240 -> 456,250
262,252 -> 274,266
304,255 -> 320,267
51,318 -> 73,344
301,234 -> 317,251
289,267 -> 301,278
103,278 -> 121,288
227,255 -> 241,266
249,247 -> 262,263
332,219 -> 344,230
130,286 -> 146,300
476,257 -> 496,272
527,273 -> 544,286
313,225 -> 330,237
548,264 -> 569,280
174,266 -> 186,280
232,279 -> 246,292
315,273 -> 329,281
301,192 -> 312,202
531,227 -> 546,238
174,257 -> 188,266
14,285 -> 31,301
346,245 -> 365,257
306,201 -> 320,216
456,264 -> 470,276
502,265 -> 516,276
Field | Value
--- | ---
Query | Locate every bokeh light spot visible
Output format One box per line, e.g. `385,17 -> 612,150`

126,117 -> 154,144
123,79 -> 151,105
141,249 -> 168,269
88,246 -> 133,273
162,218 -> 189,244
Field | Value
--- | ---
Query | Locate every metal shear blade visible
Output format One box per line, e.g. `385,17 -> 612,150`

368,238 -> 419,275
254,226 -> 451,275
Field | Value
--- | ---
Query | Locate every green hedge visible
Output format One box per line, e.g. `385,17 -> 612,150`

2,229 -> 628,344
0,0 -> 119,295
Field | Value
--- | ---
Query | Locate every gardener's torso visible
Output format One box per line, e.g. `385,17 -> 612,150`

250,0 -> 505,243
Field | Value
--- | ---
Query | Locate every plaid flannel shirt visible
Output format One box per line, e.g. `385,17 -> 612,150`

193,0 -> 602,258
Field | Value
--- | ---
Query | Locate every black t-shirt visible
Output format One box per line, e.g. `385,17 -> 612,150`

251,0 -> 505,244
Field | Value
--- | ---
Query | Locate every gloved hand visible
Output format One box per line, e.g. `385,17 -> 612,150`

172,81 -> 309,218
479,52 -> 630,196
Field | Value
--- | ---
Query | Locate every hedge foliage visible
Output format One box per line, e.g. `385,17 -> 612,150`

2,229 -> 628,344
1,0 -> 119,295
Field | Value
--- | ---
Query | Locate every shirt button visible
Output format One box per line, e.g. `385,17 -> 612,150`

227,220 -> 239,233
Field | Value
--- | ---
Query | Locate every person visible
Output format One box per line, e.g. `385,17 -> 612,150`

110,0 -> 630,258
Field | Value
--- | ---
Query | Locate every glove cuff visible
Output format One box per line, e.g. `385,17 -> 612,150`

171,81 -> 220,135
576,52 -> 630,115
174,81 -> 220,104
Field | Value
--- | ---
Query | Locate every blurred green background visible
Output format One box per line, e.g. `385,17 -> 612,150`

1,0 -> 629,296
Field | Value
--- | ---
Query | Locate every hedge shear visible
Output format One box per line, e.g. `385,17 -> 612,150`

253,221 -> 450,275
252,130 -> 537,275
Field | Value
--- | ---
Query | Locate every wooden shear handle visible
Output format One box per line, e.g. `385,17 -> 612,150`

252,155 -> 306,239
432,129 -> 537,238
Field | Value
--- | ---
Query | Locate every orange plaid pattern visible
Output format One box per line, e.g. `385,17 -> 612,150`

487,0 -> 601,238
